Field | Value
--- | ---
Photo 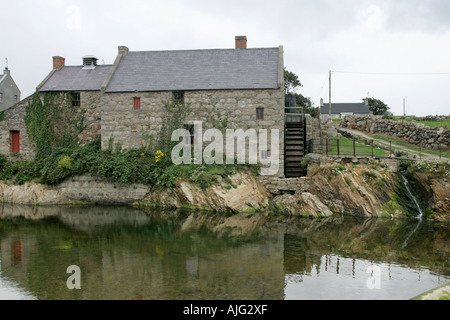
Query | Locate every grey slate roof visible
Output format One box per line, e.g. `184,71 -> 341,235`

105,48 -> 280,92
39,65 -> 112,92
320,103 -> 371,114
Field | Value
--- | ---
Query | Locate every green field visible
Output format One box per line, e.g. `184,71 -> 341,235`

415,121 -> 449,128
392,116 -> 449,129
371,134 -> 450,159
326,137 -> 387,157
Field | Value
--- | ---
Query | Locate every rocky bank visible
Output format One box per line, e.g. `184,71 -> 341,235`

0,157 -> 448,222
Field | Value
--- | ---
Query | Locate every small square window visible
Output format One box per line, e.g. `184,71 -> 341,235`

260,150 -> 268,160
72,93 -> 81,107
14,95 -> 18,102
173,91 -> 184,104
134,97 -> 141,110
256,108 -> 264,120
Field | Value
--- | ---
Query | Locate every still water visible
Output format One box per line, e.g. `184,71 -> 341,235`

0,204 -> 448,300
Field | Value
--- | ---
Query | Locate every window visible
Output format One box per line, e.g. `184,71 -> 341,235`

72,92 -> 81,107
10,131 -> 20,153
256,108 -> 264,120
0,93 -> 3,103
260,150 -> 268,160
184,125 -> 195,145
173,91 -> 184,104
14,95 -> 18,102
134,97 -> 141,110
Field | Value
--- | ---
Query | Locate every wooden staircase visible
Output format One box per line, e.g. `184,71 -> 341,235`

285,120 -> 306,178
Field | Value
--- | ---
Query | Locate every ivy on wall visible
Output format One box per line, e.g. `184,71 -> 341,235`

24,92 -> 86,159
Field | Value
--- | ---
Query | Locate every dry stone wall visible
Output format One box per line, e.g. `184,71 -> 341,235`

340,115 -> 449,150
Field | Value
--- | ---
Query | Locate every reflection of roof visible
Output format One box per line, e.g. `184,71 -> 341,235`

38,65 -> 112,91
320,103 -> 371,114
105,48 -> 281,92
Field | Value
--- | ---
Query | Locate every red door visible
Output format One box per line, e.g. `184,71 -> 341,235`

11,131 -> 20,153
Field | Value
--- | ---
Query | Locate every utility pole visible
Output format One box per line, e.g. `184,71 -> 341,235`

329,70 -> 332,117
403,98 -> 406,116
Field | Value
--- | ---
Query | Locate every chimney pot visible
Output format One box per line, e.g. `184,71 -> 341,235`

118,46 -> 129,56
235,36 -> 247,49
53,56 -> 65,70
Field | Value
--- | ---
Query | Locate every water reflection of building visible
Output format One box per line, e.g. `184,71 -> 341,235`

0,206 -> 286,300
1,207 -> 449,300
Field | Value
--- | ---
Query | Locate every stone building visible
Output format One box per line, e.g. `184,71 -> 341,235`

0,67 -> 21,111
0,96 -> 33,158
319,98 -> 372,120
1,36 -> 287,177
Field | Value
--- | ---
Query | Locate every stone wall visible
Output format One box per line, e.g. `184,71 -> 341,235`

305,115 -> 327,154
79,91 -> 102,143
101,88 -> 285,176
58,174 -> 151,204
0,91 -> 102,160
340,115 -> 449,150
0,95 -> 33,159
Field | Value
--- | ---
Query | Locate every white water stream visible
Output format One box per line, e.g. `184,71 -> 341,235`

400,174 -> 425,249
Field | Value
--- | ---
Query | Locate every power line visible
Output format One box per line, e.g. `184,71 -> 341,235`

332,70 -> 450,76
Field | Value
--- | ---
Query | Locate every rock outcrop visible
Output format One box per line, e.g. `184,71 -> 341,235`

270,157 -> 398,218
138,170 -> 272,213
0,182 -> 69,205
406,163 -> 450,222
0,158 -> 448,222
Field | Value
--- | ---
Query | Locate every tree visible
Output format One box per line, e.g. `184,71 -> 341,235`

284,68 -> 302,94
284,68 -> 315,116
367,98 -> 390,116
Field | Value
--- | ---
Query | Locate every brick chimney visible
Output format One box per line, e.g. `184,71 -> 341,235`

53,56 -> 66,70
235,36 -> 247,49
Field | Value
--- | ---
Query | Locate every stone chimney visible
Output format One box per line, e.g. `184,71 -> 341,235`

235,36 -> 247,49
118,46 -> 129,56
320,98 -> 324,107
53,56 -> 65,70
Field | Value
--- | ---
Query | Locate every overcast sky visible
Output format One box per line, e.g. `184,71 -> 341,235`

2,0 -> 450,116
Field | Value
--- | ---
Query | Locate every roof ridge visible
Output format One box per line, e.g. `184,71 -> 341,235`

127,47 -> 279,54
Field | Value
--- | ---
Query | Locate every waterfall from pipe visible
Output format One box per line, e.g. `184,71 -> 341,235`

400,173 -> 424,249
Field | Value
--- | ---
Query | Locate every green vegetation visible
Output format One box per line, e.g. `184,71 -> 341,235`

403,160 -> 450,178
327,137 -> 387,157
371,134 -> 450,159
415,121 -> 449,129
0,92 -> 259,190
392,116 -> 449,129
367,98 -> 391,118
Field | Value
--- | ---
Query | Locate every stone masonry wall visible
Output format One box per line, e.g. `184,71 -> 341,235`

0,91 -> 102,160
340,115 -> 449,150
79,91 -> 102,143
101,88 -> 285,177
58,174 -> 150,204
0,95 -> 33,159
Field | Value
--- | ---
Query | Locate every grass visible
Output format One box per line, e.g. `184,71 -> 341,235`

392,116 -> 450,129
415,121 -> 449,129
371,134 -> 450,159
327,137 -> 387,157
